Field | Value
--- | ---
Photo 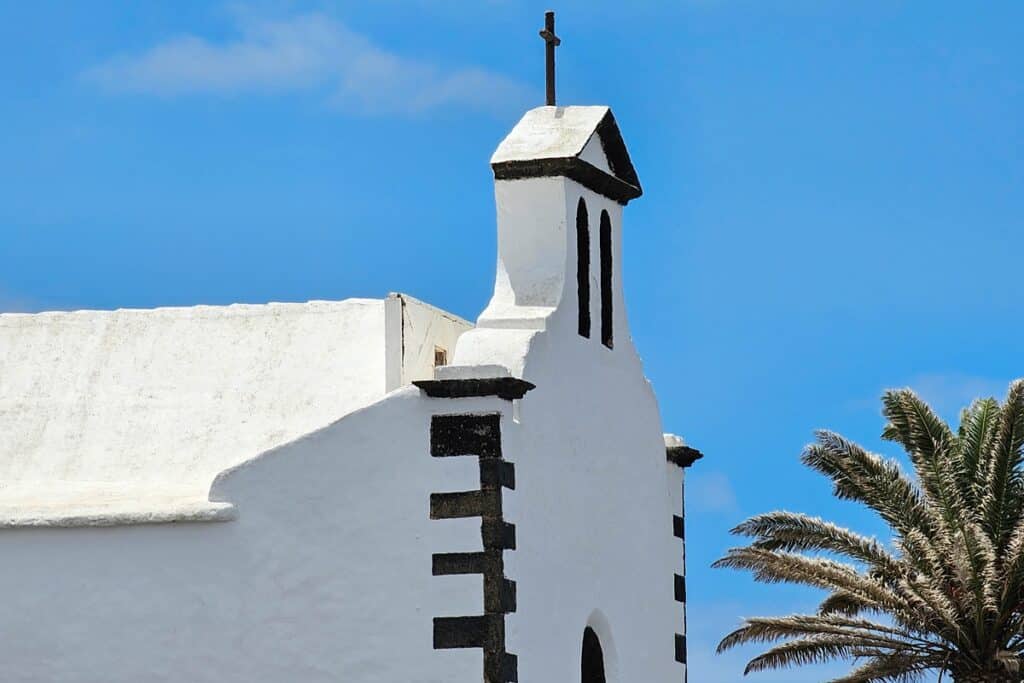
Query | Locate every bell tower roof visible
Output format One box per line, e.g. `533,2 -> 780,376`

490,105 -> 642,205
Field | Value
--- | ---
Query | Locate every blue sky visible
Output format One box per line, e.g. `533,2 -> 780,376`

2,1 -> 1022,680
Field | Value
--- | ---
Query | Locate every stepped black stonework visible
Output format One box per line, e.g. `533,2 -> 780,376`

667,441 -> 704,682
424,378 -> 531,683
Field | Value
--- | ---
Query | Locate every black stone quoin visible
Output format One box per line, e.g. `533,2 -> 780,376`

427,400 -> 531,682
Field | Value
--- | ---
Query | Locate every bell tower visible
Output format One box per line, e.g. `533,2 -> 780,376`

451,14 -> 643,374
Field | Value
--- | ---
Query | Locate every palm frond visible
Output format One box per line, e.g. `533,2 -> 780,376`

819,591 -> 876,617
713,548 -> 913,616
801,432 -> 932,538
743,636 -> 915,674
717,380 -> 1024,680
717,614 -> 938,653
982,381 -> 1024,552
959,398 -> 1000,507
733,511 -> 898,569
882,389 -> 962,520
826,655 -> 934,683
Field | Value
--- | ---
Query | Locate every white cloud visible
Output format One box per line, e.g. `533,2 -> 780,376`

82,12 -> 535,116
687,470 -> 739,513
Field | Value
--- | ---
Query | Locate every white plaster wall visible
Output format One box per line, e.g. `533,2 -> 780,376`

0,387 -> 513,682
456,177 -> 683,680
505,300 -> 681,679
393,293 -> 472,388
0,109 -> 682,681
579,134 -> 613,174
669,462 -> 687,683
482,177 -> 569,322
0,315 -> 679,683
0,300 -> 392,502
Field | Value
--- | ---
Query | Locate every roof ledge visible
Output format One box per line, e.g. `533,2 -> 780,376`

0,493 -> 236,529
665,433 -> 704,468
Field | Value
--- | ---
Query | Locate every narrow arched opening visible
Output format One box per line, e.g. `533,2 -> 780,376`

576,198 -> 591,338
581,626 -> 607,683
599,210 -> 613,349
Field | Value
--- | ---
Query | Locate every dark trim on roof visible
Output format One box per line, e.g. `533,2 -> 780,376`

414,377 -> 536,401
490,110 -> 643,205
666,445 -> 704,468
492,157 -> 641,205
594,109 -> 641,190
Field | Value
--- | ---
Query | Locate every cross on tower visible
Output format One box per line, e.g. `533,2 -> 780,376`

539,11 -> 561,106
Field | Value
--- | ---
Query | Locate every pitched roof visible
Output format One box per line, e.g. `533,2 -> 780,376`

490,105 -> 642,204
0,294 -> 473,526
0,299 -> 397,522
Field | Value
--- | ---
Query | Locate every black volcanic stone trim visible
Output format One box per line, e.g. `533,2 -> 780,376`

480,460 -> 516,490
430,489 -> 502,519
434,615 -> 502,649
432,550 -> 504,577
675,634 -> 687,664
576,197 -> 591,339
599,209 -> 614,349
492,157 -> 642,205
415,377 -> 536,401
594,109 -> 642,191
490,109 -> 643,206
484,651 -> 519,683
431,414 -> 502,458
675,574 -> 686,603
673,514 -> 685,539
484,576 -> 517,614
429,411 -> 518,682
433,552 -> 487,576
666,445 -> 704,468
482,520 -> 517,550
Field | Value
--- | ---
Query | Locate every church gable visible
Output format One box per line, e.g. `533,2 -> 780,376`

0,12 -> 702,682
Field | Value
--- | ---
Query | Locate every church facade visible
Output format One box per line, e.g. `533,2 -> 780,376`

0,104 -> 700,682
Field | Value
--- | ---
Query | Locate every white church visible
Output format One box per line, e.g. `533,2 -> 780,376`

0,22 -> 702,682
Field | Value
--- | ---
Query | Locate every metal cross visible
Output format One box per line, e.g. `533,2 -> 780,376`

539,11 -> 561,106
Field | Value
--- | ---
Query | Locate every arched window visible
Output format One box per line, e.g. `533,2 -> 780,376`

599,210 -> 613,349
576,198 -> 591,338
581,627 -> 607,683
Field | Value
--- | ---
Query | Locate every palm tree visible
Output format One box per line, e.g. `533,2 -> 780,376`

715,380 -> 1024,682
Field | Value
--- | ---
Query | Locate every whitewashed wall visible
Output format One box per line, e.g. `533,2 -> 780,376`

0,294 -> 471,515
0,300 -> 391,496
0,388 -> 508,682
454,175 -> 682,681
385,293 -> 472,390
0,118 -> 681,681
